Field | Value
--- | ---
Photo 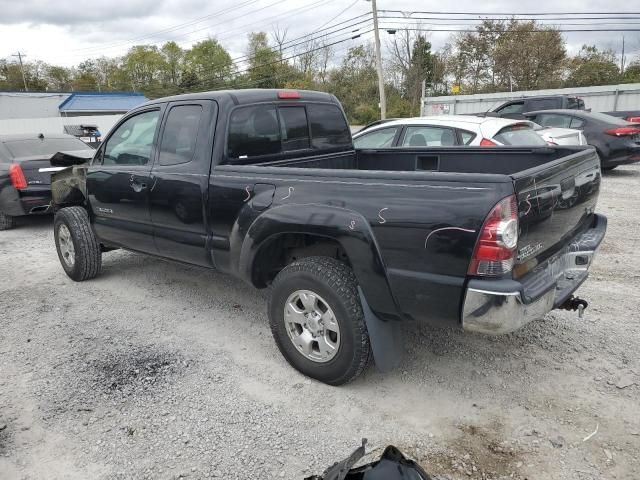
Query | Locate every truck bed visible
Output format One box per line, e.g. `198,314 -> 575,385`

256,145 -> 592,176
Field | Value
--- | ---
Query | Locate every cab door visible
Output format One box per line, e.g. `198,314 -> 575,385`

88,106 -> 164,253
149,100 -> 217,266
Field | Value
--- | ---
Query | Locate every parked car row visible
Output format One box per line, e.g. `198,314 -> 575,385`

354,108 -> 640,171
353,116 -> 584,149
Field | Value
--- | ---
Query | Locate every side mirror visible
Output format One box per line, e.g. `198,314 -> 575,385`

50,150 -> 95,167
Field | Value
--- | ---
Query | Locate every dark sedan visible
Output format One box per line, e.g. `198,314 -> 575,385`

524,109 -> 640,170
0,134 -> 94,230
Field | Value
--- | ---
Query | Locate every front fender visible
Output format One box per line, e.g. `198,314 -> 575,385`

239,203 -> 401,320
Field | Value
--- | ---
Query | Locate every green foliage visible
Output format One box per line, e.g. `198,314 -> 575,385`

185,38 -> 232,89
566,45 -> 620,87
622,61 -> 640,83
0,24 -> 632,121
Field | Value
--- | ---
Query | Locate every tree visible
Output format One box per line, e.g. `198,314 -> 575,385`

493,20 -> 566,90
622,59 -> 640,83
73,60 -> 100,91
567,45 -> 620,87
120,46 -> 166,96
47,65 -> 73,91
161,42 -> 185,88
387,30 -> 435,115
184,38 -> 232,90
0,59 -> 27,90
245,32 -> 284,88
329,45 -> 379,124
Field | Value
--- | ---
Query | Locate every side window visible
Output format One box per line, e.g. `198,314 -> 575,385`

228,105 -> 280,159
307,104 -> 351,149
278,107 -> 310,152
497,102 -> 524,115
402,126 -> 457,146
528,98 -> 559,111
103,110 -> 160,166
537,113 -> 572,128
459,130 -> 476,145
570,117 -> 585,129
353,127 -> 399,148
158,105 -> 203,166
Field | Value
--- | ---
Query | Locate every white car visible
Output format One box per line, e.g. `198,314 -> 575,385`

353,115 -> 585,148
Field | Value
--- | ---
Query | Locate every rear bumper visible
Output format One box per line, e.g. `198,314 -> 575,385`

0,186 -> 52,216
462,214 -> 607,334
602,145 -> 640,167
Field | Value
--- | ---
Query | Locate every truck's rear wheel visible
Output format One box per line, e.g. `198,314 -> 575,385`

54,207 -> 102,281
0,212 -> 16,230
268,257 -> 371,386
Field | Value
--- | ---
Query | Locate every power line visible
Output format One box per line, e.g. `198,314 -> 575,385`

208,16 -> 371,72
70,0 -> 263,52
377,24 -> 640,33
312,0 -> 361,33
379,15 -> 640,22
378,18 -> 640,28
189,29 -> 371,90
172,0 -> 339,49
379,10 -> 640,16
198,40 -> 359,92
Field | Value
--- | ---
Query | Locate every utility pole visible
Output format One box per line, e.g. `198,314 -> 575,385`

368,0 -> 386,119
11,52 -> 29,92
621,35 -> 626,75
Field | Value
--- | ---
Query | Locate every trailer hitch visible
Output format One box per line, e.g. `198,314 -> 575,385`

559,296 -> 588,318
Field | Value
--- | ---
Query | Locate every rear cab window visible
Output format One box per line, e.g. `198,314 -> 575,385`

527,98 -> 560,111
226,102 -> 351,161
493,124 -> 547,146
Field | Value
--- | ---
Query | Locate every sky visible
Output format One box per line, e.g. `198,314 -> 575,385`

0,0 -> 638,68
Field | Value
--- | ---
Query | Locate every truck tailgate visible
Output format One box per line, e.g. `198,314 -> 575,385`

512,147 -> 601,275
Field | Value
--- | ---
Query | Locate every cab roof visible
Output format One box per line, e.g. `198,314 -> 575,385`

143,89 -> 339,107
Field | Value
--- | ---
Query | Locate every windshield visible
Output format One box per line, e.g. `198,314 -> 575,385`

493,124 -> 548,146
4,137 -> 89,158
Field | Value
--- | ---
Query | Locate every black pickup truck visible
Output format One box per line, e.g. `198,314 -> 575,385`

49,89 -> 606,385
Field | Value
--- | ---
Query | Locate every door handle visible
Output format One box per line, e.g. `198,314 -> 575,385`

129,176 -> 147,193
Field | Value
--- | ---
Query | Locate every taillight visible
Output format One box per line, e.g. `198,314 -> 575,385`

480,138 -> 498,146
9,163 -> 28,189
605,127 -> 640,136
468,195 -> 518,276
625,116 -> 640,123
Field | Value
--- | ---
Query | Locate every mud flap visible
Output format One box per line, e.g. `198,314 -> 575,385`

358,287 -> 404,373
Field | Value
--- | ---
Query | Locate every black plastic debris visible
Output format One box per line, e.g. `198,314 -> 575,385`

305,439 -> 432,480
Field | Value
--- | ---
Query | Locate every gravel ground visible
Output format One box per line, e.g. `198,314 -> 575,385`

1,165 -> 639,480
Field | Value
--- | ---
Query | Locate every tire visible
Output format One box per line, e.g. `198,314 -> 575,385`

268,256 -> 371,386
0,212 -> 16,230
54,206 -> 102,281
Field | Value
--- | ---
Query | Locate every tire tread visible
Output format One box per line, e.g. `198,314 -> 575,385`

269,256 -> 370,385
55,207 -> 101,281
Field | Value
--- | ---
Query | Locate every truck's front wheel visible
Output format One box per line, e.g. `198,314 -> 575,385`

268,257 -> 371,386
54,207 -> 102,281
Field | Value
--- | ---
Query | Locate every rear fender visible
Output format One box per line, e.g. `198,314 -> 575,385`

51,166 -> 87,209
239,204 -> 400,320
